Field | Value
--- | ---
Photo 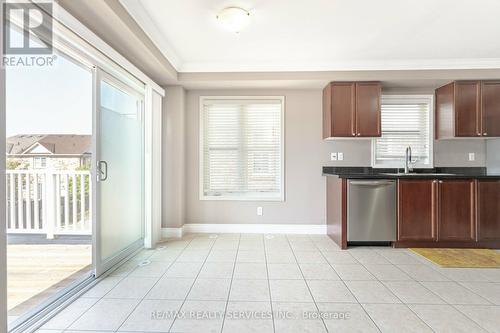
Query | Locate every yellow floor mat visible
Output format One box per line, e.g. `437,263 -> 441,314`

410,248 -> 500,268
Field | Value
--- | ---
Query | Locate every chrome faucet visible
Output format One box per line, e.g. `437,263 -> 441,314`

404,146 -> 413,174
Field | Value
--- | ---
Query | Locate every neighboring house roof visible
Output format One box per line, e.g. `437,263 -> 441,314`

6,135 -> 92,155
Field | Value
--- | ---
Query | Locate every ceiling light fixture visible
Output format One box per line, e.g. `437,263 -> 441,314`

216,7 -> 251,33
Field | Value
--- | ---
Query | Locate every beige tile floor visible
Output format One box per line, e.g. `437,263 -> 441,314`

37,234 -> 500,333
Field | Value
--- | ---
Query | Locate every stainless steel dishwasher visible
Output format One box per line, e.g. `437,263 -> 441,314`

347,179 -> 396,243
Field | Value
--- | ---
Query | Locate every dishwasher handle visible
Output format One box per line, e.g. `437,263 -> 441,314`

349,180 -> 395,186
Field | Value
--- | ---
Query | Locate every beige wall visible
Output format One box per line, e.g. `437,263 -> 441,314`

185,89 -> 330,225
434,140 -> 486,167
487,139 -> 500,173
163,88 -> 488,227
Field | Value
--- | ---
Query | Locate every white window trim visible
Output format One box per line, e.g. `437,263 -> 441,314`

372,94 -> 434,169
199,96 -> 285,201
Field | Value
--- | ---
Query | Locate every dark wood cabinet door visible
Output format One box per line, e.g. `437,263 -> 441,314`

331,83 -> 356,137
355,82 -> 381,137
478,180 -> 500,241
322,84 -> 332,139
481,81 -> 500,137
435,83 -> 455,139
397,180 -> 436,241
437,180 -> 476,241
455,81 -> 481,137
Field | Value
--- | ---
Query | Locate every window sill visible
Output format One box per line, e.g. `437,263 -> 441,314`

200,194 -> 284,202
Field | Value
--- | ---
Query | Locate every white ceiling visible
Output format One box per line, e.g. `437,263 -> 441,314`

120,0 -> 500,73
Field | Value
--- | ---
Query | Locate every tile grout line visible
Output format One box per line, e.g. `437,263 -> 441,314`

285,235 -> 329,333
167,235 -> 217,332
457,281 -> 495,305
263,234 -> 277,333
57,248 -> 159,332
57,236 -> 498,333
114,239 -> 194,333
61,238 -> 187,332
414,275 -> 494,308
319,243 -> 382,333
219,233 -> 241,333
445,280 -> 497,332
354,250 -> 438,333
331,247 -> 496,332
451,304 -> 496,333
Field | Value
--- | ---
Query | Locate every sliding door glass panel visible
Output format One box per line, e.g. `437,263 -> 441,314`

6,28 -> 93,326
97,72 -> 144,270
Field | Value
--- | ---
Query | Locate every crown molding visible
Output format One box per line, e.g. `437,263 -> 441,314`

119,0 -> 182,71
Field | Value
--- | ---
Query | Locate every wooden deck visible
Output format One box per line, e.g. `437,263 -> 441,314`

7,242 -> 92,319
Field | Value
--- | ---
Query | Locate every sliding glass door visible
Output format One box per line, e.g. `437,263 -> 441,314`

93,69 -> 145,277
4,5 -> 150,330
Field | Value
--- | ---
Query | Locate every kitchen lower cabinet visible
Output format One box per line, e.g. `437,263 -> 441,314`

397,180 -> 436,241
395,179 -> 491,247
326,174 -> 500,250
477,180 -> 500,241
437,180 -> 475,241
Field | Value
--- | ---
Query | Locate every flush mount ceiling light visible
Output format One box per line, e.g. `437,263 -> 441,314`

216,7 -> 251,33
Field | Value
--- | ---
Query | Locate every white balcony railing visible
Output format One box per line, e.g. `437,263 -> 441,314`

6,170 -> 92,238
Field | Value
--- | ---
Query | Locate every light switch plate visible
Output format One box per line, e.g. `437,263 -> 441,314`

338,152 -> 344,161
330,153 -> 338,161
257,207 -> 263,216
468,153 -> 475,161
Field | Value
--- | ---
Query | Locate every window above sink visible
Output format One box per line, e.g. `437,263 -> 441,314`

372,95 -> 434,169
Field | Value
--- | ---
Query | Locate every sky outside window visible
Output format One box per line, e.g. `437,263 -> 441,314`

6,29 -> 92,137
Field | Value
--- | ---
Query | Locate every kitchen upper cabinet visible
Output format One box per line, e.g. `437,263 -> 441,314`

323,82 -> 355,137
481,81 -> 500,137
397,180 -> 436,241
437,180 -> 476,241
455,82 -> 481,137
356,83 -> 382,137
323,82 -> 381,138
477,180 -> 500,241
436,80 -> 500,139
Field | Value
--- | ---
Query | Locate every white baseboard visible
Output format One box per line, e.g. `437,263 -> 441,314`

161,227 -> 184,239
161,223 -> 326,236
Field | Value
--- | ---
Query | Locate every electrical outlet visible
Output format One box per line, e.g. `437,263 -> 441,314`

468,153 -> 475,161
330,153 -> 338,161
338,152 -> 344,161
257,207 -> 263,216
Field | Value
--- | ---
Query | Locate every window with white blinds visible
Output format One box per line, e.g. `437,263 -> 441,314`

200,97 -> 284,200
372,95 -> 434,168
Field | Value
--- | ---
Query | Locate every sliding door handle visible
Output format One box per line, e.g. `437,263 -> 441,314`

98,160 -> 108,181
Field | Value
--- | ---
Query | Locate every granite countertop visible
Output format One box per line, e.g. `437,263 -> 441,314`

323,167 -> 500,179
